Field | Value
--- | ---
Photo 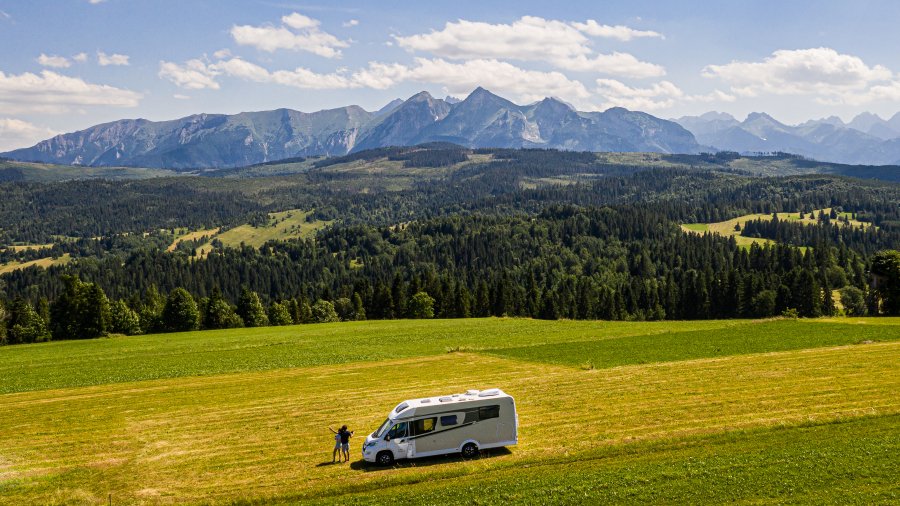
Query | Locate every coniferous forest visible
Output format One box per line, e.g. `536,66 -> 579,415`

1,147 -> 899,344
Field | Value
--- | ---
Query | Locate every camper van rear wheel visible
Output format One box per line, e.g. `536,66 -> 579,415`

376,451 -> 394,466
461,443 -> 479,459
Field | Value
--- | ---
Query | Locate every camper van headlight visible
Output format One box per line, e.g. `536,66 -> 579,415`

365,440 -> 378,449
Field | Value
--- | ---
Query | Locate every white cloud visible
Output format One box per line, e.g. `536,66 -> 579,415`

173,94 -> 190,100
393,16 -> 664,77
572,20 -> 663,41
88,0 -> 107,4
555,52 -> 664,78
343,19 -> 359,27
37,54 -> 71,68
0,10 -> 11,20
703,47 -> 893,102
0,70 -> 141,114
72,52 -> 88,63
212,48 -> 232,60
231,12 -> 349,58
97,51 -> 130,66
0,118 -> 57,151
158,55 -> 592,106
158,59 -> 221,89
595,78 -> 734,111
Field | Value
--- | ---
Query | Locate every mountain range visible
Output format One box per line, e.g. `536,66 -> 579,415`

674,111 -> 900,165
2,88 -> 700,169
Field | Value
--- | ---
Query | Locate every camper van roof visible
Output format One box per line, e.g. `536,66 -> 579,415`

391,388 -> 511,419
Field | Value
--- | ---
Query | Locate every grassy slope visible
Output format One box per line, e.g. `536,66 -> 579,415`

0,318 -> 739,394
314,416 -> 899,505
215,209 -> 330,248
680,207 -> 871,249
0,160 -> 178,182
1,318 -> 898,504
0,253 -> 71,275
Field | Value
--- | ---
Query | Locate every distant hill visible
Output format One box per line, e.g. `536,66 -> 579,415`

675,111 -> 900,165
3,88 -> 701,169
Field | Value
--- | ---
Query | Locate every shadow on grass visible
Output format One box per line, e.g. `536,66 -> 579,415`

315,461 -> 349,467
349,447 -> 512,472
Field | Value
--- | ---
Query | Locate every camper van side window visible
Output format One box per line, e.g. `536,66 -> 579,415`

412,417 -> 437,436
440,415 -> 458,427
464,411 -> 478,424
478,405 -> 500,420
387,422 -> 408,439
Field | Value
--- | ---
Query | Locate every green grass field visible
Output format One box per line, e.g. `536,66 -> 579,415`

1,317 -> 898,504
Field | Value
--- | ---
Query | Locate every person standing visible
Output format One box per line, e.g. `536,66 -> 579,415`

329,425 -> 354,463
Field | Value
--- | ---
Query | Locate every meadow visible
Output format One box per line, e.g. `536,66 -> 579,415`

680,207 -> 872,249
0,317 -> 897,504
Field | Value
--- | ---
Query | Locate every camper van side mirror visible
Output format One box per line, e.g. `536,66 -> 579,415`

384,436 -> 391,442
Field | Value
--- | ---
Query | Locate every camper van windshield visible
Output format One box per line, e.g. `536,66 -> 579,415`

374,419 -> 392,438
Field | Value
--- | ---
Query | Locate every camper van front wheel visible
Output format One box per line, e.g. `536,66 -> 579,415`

376,451 -> 394,466
461,443 -> 479,459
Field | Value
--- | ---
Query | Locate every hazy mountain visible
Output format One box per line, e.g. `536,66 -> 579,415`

406,87 -> 699,153
4,107 -> 374,169
675,111 -> 900,164
5,88 -> 700,168
353,92 -> 452,152
846,112 -> 900,140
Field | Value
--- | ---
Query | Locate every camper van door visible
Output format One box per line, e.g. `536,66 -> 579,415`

385,421 -> 412,459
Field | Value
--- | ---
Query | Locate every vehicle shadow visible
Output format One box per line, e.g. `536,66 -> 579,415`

349,447 -> 512,472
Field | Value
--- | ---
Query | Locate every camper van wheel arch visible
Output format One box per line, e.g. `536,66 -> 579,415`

461,442 -> 479,459
376,451 -> 394,466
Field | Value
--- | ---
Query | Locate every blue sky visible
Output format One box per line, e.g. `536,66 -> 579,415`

3,0 -> 900,150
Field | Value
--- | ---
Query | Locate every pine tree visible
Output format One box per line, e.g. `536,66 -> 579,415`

8,299 -> 51,344
162,288 -> 201,332
237,287 -> 269,327
352,292 -> 366,321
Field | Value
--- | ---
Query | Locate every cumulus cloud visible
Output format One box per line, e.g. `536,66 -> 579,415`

0,118 -> 57,151
231,12 -> 349,58
393,58 -> 591,104
158,55 -> 592,105
173,94 -> 191,100
393,16 -> 664,77
572,20 -> 663,41
703,47 -> 894,105
37,54 -> 71,68
158,59 -> 221,89
595,78 -> 734,111
97,51 -> 130,66
213,48 -> 232,60
343,19 -> 359,27
0,69 -> 142,114
72,52 -> 88,63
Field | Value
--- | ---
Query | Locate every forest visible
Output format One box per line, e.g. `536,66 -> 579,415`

1,147 -> 899,344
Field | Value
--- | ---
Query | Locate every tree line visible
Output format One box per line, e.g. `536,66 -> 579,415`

2,206 -> 898,345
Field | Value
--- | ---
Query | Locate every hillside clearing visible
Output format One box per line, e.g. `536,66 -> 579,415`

0,253 -> 71,275
214,209 -> 330,248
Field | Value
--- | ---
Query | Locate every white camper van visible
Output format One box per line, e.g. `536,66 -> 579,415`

362,388 -> 518,465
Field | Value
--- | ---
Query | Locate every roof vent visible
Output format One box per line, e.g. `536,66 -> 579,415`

465,389 -> 480,395
439,396 -> 452,402
478,389 -> 500,397
420,398 -> 432,403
